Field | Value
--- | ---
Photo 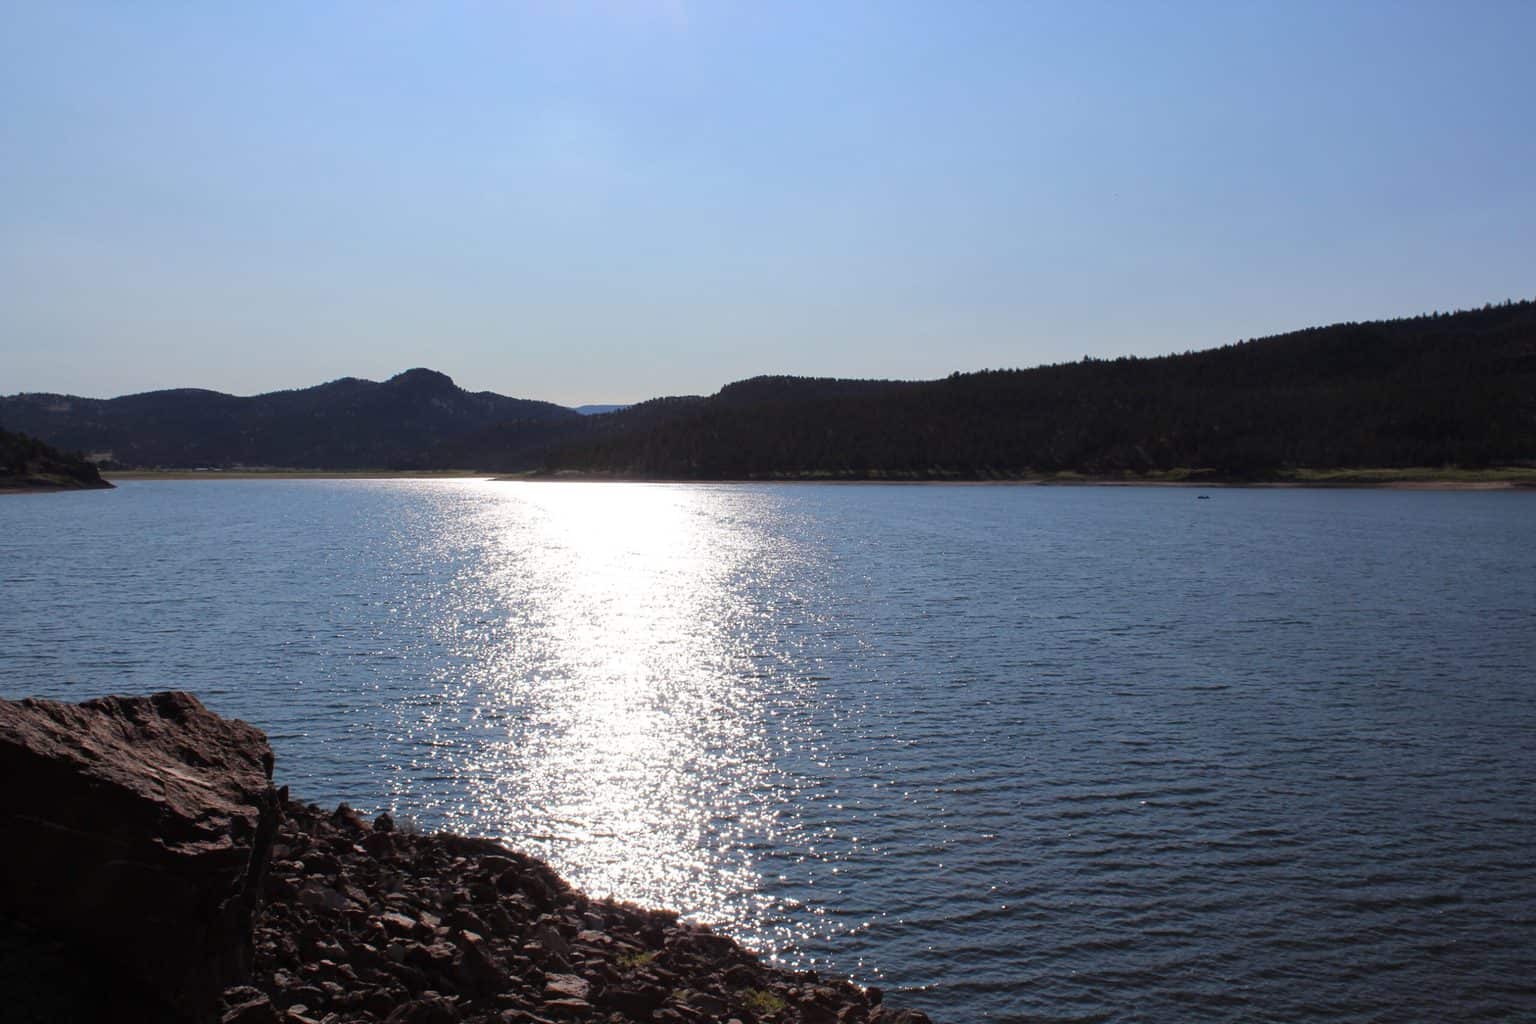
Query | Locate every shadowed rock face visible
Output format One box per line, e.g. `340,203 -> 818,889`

0,692 -> 280,1023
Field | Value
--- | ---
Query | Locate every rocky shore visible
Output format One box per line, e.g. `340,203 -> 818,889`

0,693 -> 932,1024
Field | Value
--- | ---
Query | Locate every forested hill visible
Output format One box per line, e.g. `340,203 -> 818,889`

5,301 -> 1531,477
0,428 -> 111,490
537,300 -> 1536,479
0,369 -> 579,470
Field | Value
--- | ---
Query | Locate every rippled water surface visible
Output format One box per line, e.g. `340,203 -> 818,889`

3,480 -> 1534,1021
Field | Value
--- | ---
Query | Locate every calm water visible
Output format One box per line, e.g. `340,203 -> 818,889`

3,480 -> 1534,1022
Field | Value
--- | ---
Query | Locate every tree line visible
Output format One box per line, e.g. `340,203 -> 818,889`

521,300 -> 1536,479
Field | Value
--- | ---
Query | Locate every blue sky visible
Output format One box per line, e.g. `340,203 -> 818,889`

2,2 -> 1532,406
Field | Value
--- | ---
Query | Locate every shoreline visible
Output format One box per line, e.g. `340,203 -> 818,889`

249,796 -> 926,1024
0,484 -> 114,494
497,475 -> 1536,491
98,467 -> 1536,490
2,691 -> 933,1024
0,476 -> 115,493
501,468 -> 1536,490
103,470 -> 489,481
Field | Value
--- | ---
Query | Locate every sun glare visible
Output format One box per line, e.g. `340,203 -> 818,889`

411,481 -> 793,937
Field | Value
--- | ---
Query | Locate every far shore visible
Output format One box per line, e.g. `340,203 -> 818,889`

0,483 -> 113,494
490,467 -> 1536,490
0,477 -> 115,494
101,467 -> 1536,490
103,469 -> 491,481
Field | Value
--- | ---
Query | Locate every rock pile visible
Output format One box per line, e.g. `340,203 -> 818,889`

0,692 -> 933,1024
237,797 -> 931,1024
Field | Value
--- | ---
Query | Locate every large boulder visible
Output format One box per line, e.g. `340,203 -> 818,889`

0,692 -> 280,1022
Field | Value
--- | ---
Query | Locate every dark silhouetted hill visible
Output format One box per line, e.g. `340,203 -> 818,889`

0,428 -> 111,490
8,301 -> 1532,478
0,369 -> 580,470
535,300 -> 1536,479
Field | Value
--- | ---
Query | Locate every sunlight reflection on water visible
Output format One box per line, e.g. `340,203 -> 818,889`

394,482 -> 823,953
7,479 -> 1535,1021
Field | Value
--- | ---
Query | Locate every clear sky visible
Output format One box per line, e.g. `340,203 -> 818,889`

2,2 -> 1532,406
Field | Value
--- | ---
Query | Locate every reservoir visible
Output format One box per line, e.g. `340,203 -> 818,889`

3,480 -> 1533,1021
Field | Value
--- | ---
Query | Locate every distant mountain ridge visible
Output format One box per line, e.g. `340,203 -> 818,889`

0,369 -> 577,470
6,300 -> 1533,478
535,300 -> 1536,478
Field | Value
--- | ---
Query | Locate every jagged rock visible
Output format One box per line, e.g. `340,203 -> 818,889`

870,1009 -> 933,1024
385,991 -> 461,1024
221,989 -> 279,1024
381,912 -> 418,935
679,989 -> 729,1015
542,973 -> 590,1001
0,692 -> 279,1023
605,983 -> 666,1016
541,996 -> 594,1017
297,883 -> 349,912
801,1002 -> 841,1024
499,1012 -> 559,1024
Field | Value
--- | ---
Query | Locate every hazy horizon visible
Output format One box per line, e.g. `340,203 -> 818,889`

4,2 -> 1533,406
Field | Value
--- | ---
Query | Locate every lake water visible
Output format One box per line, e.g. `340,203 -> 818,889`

3,480 -> 1534,1022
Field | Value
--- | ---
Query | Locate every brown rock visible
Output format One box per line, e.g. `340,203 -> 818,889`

533,921 -> 572,958
802,1002 -> 841,1024
222,990 -> 280,1024
478,855 -> 516,877
542,973 -> 591,1001
297,883 -> 349,913
605,984 -> 666,1016
483,904 -> 518,936
541,997 -> 594,1018
406,940 -> 458,968
385,991 -> 460,1024
448,907 -> 490,935
332,804 -> 367,832
0,692 -> 279,1024
365,831 -> 397,859
870,1009 -> 933,1024
364,987 -> 405,1016
382,912 -> 420,938
453,929 -> 512,993
285,984 -> 328,1011
680,989 -> 729,1015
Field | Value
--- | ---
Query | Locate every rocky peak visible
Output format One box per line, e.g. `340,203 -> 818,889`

385,368 -> 458,393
